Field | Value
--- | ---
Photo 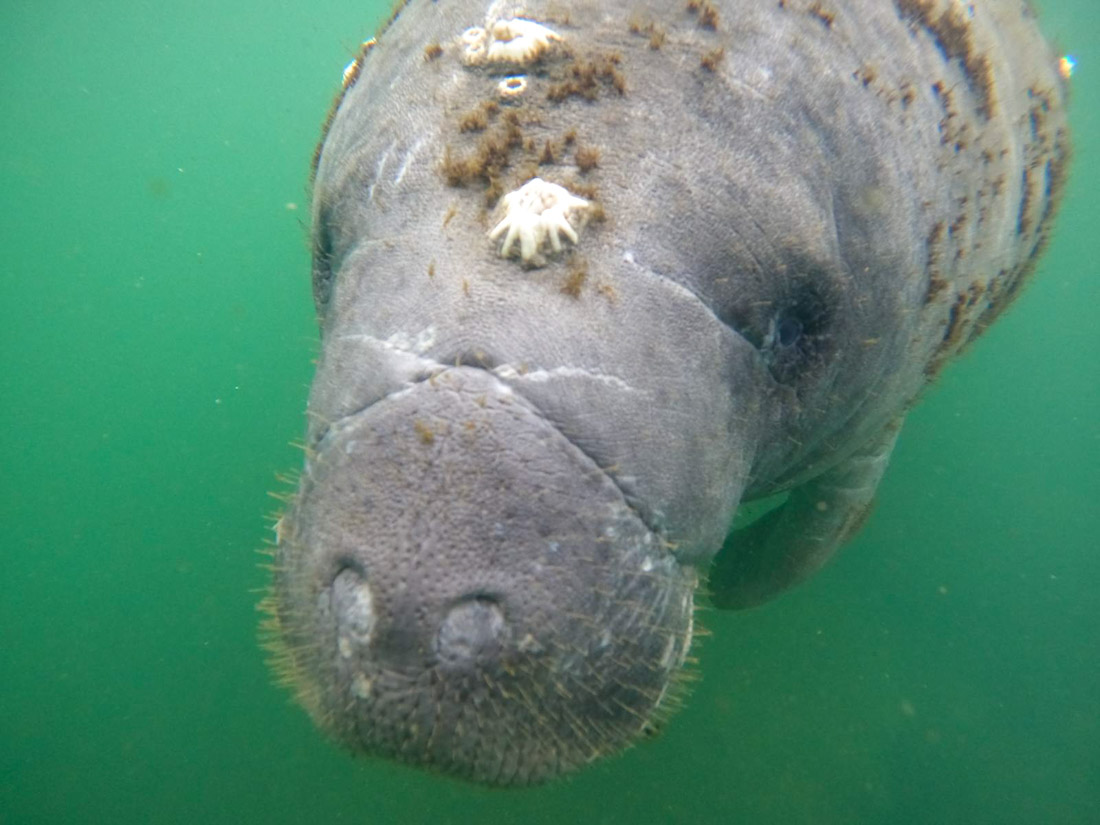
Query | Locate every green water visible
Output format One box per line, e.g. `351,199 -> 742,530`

1,2 -> 1096,823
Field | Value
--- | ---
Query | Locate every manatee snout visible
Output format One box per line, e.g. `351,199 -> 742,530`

270,368 -> 696,785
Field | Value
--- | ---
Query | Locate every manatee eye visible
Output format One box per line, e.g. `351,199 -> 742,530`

776,315 -> 803,347
763,279 -> 834,383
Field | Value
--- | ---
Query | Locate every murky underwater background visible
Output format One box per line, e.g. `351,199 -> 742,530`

1,1 -> 1097,823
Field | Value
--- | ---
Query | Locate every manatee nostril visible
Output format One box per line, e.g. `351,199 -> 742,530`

332,567 -> 376,657
435,596 -> 508,669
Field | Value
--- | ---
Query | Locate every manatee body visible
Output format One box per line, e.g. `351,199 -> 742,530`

265,0 -> 1068,785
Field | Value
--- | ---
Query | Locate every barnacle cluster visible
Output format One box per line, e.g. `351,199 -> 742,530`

461,18 -> 563,66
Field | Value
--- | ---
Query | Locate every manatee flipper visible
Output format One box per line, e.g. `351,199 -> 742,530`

710,418 -> 903,610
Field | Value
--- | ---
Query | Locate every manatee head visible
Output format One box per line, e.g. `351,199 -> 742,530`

264,3 -> 770,783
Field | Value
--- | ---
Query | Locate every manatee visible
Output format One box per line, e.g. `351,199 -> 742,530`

262,0 -> 1069,785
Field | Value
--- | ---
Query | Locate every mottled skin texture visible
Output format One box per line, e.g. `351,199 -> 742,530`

267,0 -> 1068,785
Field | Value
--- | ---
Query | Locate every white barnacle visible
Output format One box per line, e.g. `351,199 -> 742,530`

461,18 -> 562,66
351,673 -> 373,699
460,26 -> 488,64
340,38 -> 376,89
488,19 -> 562,63
489,177 -> 590,265
341,58 -> 359,88
497,75 -> 528,98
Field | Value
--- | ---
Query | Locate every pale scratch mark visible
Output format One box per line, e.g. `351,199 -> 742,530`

394,138 -> 424,187
494,363 -> 639,393
338,327 -> 438,356
368,143 -> 396,201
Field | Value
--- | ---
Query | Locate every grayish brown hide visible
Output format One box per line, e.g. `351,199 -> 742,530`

265,0 -> 1069,785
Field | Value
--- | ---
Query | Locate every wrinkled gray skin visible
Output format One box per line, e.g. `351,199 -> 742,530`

269,0 -> 1068,785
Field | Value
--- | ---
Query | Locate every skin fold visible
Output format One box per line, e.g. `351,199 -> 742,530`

264,0 -> 1069,785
